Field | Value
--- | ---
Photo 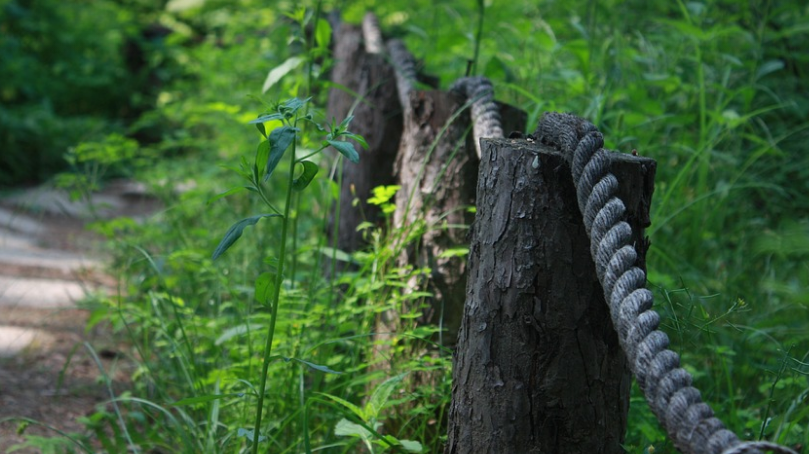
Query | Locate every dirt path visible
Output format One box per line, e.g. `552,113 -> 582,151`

0,182 -> 158,452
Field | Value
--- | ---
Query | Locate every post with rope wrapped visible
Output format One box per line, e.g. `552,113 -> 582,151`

325,14 -> 404,258
445,136 -> 655,453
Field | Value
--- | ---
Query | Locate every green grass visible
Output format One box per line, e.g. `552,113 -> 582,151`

10,0 -> 809,452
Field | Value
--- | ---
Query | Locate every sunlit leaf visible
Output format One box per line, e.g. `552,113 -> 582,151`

254,272 -> 276,305
212,214 -> 281,260
262,56 -> 305,93
316,18 -> 331,49
334,419 -> 372,439
215,324 -> 264,345
364,372 -> 407,420
399,439 -> 424,452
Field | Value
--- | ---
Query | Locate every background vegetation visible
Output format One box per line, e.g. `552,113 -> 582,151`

2,0 -> 808,452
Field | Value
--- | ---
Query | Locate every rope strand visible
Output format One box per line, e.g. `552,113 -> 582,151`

450,76 -> 504,158
535,112 -> 797,454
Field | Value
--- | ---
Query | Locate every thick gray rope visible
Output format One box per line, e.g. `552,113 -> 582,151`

450,76 -> 504,158
534,112 -> 797,454
386,39 -> 418,112
362,12 -> 384,54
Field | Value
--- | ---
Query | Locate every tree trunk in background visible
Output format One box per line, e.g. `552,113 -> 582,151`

326,24 -> 402,256
384,90 -> 527,350
445,138 -> 656,454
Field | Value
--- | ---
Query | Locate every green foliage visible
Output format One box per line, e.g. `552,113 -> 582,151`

9,0 -> 809,452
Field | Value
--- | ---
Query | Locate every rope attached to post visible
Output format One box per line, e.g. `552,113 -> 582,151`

534,112 -> 797,454
450,76 -> 504,158
362,12 -> 384,54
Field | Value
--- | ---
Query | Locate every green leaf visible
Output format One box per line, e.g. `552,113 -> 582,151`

292,160 -> 318,191
171,393 -> 243,406
334,419 -> 372,440
289,357 -> 343,374
328,139 -> 360,163
315,18 -> 331,49
319,246 -> 356,264
342,132 -> 368,149
215,324 -> 264,345
317,393 -> 366,421
266,126 -> 299,180
280,97 -> 311,117
255,140 -> 270,180
398,439 -> 423,452
254,272 -> 275,305
368,185 -> 400,205
262,56 -> 305,93
207,187 -> 247,205
364,372 -> 407,420
237,428 -> 266,443
212,214 -> 281,260
248,112 -> 284,124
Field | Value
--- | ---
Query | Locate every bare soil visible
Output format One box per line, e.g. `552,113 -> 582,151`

0,184 -> 158,453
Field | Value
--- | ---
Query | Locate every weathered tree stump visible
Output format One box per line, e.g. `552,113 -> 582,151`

445,137 -> 656,454
325,23 -> 403,255
385,91 -> 527,349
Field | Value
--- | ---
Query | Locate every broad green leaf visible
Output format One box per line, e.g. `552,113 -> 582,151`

206,187 -> 246,205
171,393 -> 243,406
292,160 -> 318,191
248,112 -> 284,124
254,272 -> 275,305
266,126 -> 299,180
315,18 -> 331,49
317,393 -> 366,420
215,324 -> 264,345
212,214 -> 281,260
328,139 -> 360,163
255,140 -> 270,180
398,439 -> 424,452
365,372 -> 407,420
262,57 -> 305,93
334,419 -> 372,439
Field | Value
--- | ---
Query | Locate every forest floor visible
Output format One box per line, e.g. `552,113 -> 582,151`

0,182 -> 159,453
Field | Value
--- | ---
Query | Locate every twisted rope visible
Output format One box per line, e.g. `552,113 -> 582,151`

450,76 -> 504,158
534,112 -> 797,454
386,39 -> 418,112
362,12 -> 384,54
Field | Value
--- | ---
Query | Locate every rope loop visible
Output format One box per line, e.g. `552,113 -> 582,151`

534,111 -> 798,454
450,76 -> 504,157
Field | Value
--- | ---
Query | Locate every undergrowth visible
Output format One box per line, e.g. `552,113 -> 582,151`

9,0 -> 808,452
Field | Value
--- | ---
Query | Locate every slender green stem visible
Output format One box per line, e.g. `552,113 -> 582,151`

471,0 -> 485,76
251,127 -> 298,454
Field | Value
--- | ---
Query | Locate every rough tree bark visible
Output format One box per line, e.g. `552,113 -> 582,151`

325,24 -> 403,255
386,91 -> 527,349
446,138 -> 656,454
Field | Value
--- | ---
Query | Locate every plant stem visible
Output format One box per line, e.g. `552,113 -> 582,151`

471,0 -> 485,76
251,127 -> 298,454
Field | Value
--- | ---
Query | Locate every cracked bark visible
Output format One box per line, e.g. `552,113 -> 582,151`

445,138 -> 656,453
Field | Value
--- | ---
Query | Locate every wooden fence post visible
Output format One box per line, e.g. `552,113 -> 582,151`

445,137 -> 655,453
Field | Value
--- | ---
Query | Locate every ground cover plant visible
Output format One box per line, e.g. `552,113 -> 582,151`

6,0 -> 808,452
